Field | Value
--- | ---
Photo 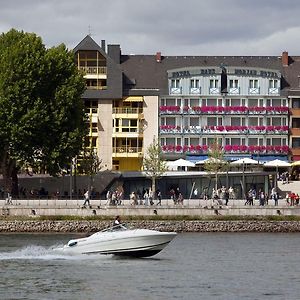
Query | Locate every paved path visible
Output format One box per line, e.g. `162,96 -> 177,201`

0,198 -> 290,208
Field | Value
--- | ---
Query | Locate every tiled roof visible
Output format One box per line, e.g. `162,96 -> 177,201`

121,54 -> 283,95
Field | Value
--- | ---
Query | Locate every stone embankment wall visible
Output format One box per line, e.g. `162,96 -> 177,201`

1,220 -> 300,233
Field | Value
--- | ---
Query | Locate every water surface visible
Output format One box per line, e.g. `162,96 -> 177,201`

1,232 -> 300,300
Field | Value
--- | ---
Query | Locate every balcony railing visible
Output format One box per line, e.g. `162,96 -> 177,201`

268,87 -> 279,95
113,147 -> 143,154
159,106 -> 289,115
209,87 -> 220,95
228,87 -> 240,95
161,144 -> 289,154
190,87 -> 201,95
170,87 -> 182,95
159,125 -> 289,135
249,87 -> 260,95
113,108 -> 143,114
79,66 -> 107,75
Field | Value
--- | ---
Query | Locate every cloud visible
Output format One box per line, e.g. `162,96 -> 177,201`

0,0 -> 300,55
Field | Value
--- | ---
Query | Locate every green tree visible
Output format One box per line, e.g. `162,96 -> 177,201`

78,147 -> 102,195
0,29 -> 86,196
204,139 -> 228,192
143,137 -> 168,196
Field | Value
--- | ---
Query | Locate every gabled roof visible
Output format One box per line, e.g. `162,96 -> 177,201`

73,35 -> 105,56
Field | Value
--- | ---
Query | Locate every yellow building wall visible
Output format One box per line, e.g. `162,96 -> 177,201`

119,158 -> 142,171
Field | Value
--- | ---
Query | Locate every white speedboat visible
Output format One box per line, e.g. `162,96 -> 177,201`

55,225 -> 177,257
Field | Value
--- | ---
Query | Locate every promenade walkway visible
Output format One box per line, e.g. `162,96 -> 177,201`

0,197 -> 290,208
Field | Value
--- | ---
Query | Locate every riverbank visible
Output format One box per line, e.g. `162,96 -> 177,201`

1,218 -> 300,233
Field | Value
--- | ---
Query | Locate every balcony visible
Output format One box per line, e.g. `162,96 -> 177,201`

268,87 -> 279,95
190,87 -> 201,95
112,107 -> 144,119
112,146 -> 143,158
209,87 -> 220,95
79,66 -> 107,75
170,87 -> 182,95
249,87 -> 260,95
228,87 -> 240,95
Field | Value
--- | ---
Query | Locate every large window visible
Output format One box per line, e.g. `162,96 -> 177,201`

209,79 -> 218,88
190,79 -> 200,88
269,79 -> 278,88
249,79 -> 259,88
229,79 -> 239,88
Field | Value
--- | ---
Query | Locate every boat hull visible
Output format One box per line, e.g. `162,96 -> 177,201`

56,229 -> 176,258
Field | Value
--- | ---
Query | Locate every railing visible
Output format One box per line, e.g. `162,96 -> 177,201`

159,106 -> 289,115
79,66 -> 107,75
159,125 -> 289,135
228,87 -> 240,95
209,87 -> 220,95
113,147 -> 143,154
268,87 -> 279,95
249,87 -> 260,95
86,85 -> 107,90
113,108 -> 143,114
170,87 -> 182,95
190,87 -> 201,95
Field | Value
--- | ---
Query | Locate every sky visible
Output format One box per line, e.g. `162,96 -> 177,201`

1,0 -> 300,56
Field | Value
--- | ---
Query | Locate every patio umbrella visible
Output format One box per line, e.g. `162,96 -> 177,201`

230,157 -> 260,165
167,158 -> 195,168
195,158 -> 226,165
264,159 -> 291,167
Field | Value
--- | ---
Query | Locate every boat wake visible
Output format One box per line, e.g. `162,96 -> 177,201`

0,245 -> 108,261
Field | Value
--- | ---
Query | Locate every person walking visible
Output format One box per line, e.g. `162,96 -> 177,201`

83,190 -> 90,207
156,189 -> 162,206
224,189 -> 230,206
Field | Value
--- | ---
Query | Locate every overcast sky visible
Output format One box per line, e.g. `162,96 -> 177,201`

1,0 -> 300,56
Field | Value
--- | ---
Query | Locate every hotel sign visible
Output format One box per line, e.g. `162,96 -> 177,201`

234,69 -> 279,78
170,68 -> 216,78
169,67 -> 280,78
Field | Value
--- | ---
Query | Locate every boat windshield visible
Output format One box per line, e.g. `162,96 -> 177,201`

102,224 -> 128,232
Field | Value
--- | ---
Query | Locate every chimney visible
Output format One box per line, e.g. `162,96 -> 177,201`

101,40 -> 106,52
282,51 -> 289,66
156,52 -> 161,63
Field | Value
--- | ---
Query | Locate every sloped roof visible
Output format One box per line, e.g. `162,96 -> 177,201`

121,54 -> 283,94
74,35 -> 104,54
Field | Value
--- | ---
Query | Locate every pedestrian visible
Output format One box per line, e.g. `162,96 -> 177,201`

144,190 -> 149,206
156,189 -> 162,206
83,190 -> 90,207
224,189 -> 229,206
178,192 -> 184,205
5,192 -> 13,205
259,191 -> 265,206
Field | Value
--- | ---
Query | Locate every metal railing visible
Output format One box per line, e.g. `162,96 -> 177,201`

79,66 -> 107,74
113,108 -> 143,114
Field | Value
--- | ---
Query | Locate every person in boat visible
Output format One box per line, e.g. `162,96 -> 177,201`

113,215 -> 122,229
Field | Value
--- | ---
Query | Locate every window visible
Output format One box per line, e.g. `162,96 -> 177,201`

190,117 -> 200,126
269,79 -> 278,88
207,117 -> 222,126
171,79 -> 180,88
190,79 -> 200,88
249,79 -> 259,88
229,79 -> 239,88
209,79 -> 218,88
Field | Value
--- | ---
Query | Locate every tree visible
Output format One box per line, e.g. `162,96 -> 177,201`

0,29 -> 87,196
143,137 -> 168,196
78,147 -> 102,195
204,139 -> 228,192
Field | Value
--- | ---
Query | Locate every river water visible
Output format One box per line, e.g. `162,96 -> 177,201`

1,232 -> 300,300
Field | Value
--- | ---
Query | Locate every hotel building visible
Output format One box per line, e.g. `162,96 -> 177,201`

74,36 -> 300,170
